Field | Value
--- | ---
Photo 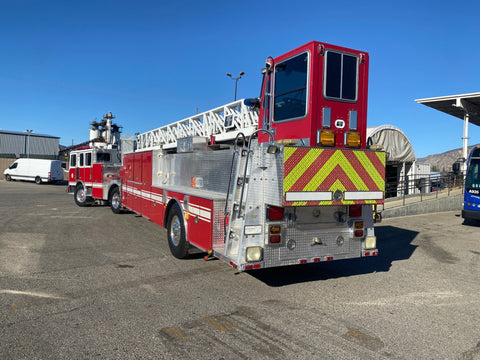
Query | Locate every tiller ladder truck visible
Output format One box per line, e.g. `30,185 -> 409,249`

69,41 -> 386,271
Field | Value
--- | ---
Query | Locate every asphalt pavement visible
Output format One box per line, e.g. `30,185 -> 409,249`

1,180 -> 479,359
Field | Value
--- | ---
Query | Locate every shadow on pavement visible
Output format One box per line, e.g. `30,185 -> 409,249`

249,225 -> 419,287
53,180 -> 68,186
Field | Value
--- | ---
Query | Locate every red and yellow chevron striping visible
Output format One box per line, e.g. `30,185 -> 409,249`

283,147 -> 386,206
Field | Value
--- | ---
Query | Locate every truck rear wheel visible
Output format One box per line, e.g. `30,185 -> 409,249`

74,185 -> 91,207
167,204 -> 189,259
110,187 -> 122,214
35,176 -> 42,184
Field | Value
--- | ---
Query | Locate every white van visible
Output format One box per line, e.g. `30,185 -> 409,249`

3,158 -> 64,184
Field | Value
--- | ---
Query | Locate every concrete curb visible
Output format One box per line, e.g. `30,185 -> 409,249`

382,194 -> 463,219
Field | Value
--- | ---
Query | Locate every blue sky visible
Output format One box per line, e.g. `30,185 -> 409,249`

1,0 -> 479,158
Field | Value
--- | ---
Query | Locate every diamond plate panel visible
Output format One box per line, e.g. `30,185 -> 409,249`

264,230 -> 361,268
152,148 -> 238,194
243,143 -> 283,226
212,198 -> 227,253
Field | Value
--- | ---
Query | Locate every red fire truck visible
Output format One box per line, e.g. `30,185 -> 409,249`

68,41 -> 385,271
67,112 -> 132,207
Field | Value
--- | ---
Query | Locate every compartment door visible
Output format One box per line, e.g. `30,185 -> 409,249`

141,152 -> 152,219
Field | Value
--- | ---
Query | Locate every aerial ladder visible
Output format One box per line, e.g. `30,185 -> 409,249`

136,99 -> 259,150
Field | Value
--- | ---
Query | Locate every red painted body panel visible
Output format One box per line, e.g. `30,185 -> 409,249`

80,166 -> 91,184
149,186 -> 165,227
184,196 -> 213,251
68,168 -> 76,186
132,153 -> 143,214
119,151 -> 214,253
91,164 -> 103,198
141,152 -> 152,219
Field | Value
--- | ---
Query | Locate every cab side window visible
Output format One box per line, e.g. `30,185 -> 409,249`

324,51 -> 358,102
86,152 -> 92,166
70,154 -> 77,167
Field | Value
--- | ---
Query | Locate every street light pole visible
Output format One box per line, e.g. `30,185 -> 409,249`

226,71 -> 245,101
26,130 -> 33,158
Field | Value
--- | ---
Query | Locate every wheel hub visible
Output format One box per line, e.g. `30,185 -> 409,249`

112,193 -> 119,209
170,215 -> 182,246
77,189 -> 86,202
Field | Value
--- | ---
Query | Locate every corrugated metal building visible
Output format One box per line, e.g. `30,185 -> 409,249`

0,130 -> 59,157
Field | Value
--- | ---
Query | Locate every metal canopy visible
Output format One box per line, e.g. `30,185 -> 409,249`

415,92 -> 480,172
415,92 -> 480,127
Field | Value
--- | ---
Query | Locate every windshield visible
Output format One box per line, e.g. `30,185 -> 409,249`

466,158 -> 480,195
96,152 -> 111,163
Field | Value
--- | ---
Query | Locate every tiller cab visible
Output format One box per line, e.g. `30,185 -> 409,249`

68,41 -> 385,271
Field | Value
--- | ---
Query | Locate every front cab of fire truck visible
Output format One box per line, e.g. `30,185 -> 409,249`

68,147 -> 122,207
255,41 -> 385,266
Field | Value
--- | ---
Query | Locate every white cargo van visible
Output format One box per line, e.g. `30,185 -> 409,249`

3,159 -> 64,184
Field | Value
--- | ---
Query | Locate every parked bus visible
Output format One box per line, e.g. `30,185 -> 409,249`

462,145 -> 480,222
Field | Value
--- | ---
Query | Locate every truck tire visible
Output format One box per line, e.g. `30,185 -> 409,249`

110,187 -> 122,214
167,204 -> 189,259
35,176 -> 42,185
74,185 -> 91,207
5,174 -> 11,181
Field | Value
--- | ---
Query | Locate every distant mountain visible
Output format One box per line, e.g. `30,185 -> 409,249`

417,144 -> 480,172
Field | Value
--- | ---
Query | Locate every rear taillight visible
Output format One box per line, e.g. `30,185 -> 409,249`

269,224 -> 282,244
269,235 -> 281,244
269,225 -> 281,234
48,171 -> 51,179
354,220 -> 364,237
349,205 -> 362,218
354,229 -> 364,237
267,206 -> 284,221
